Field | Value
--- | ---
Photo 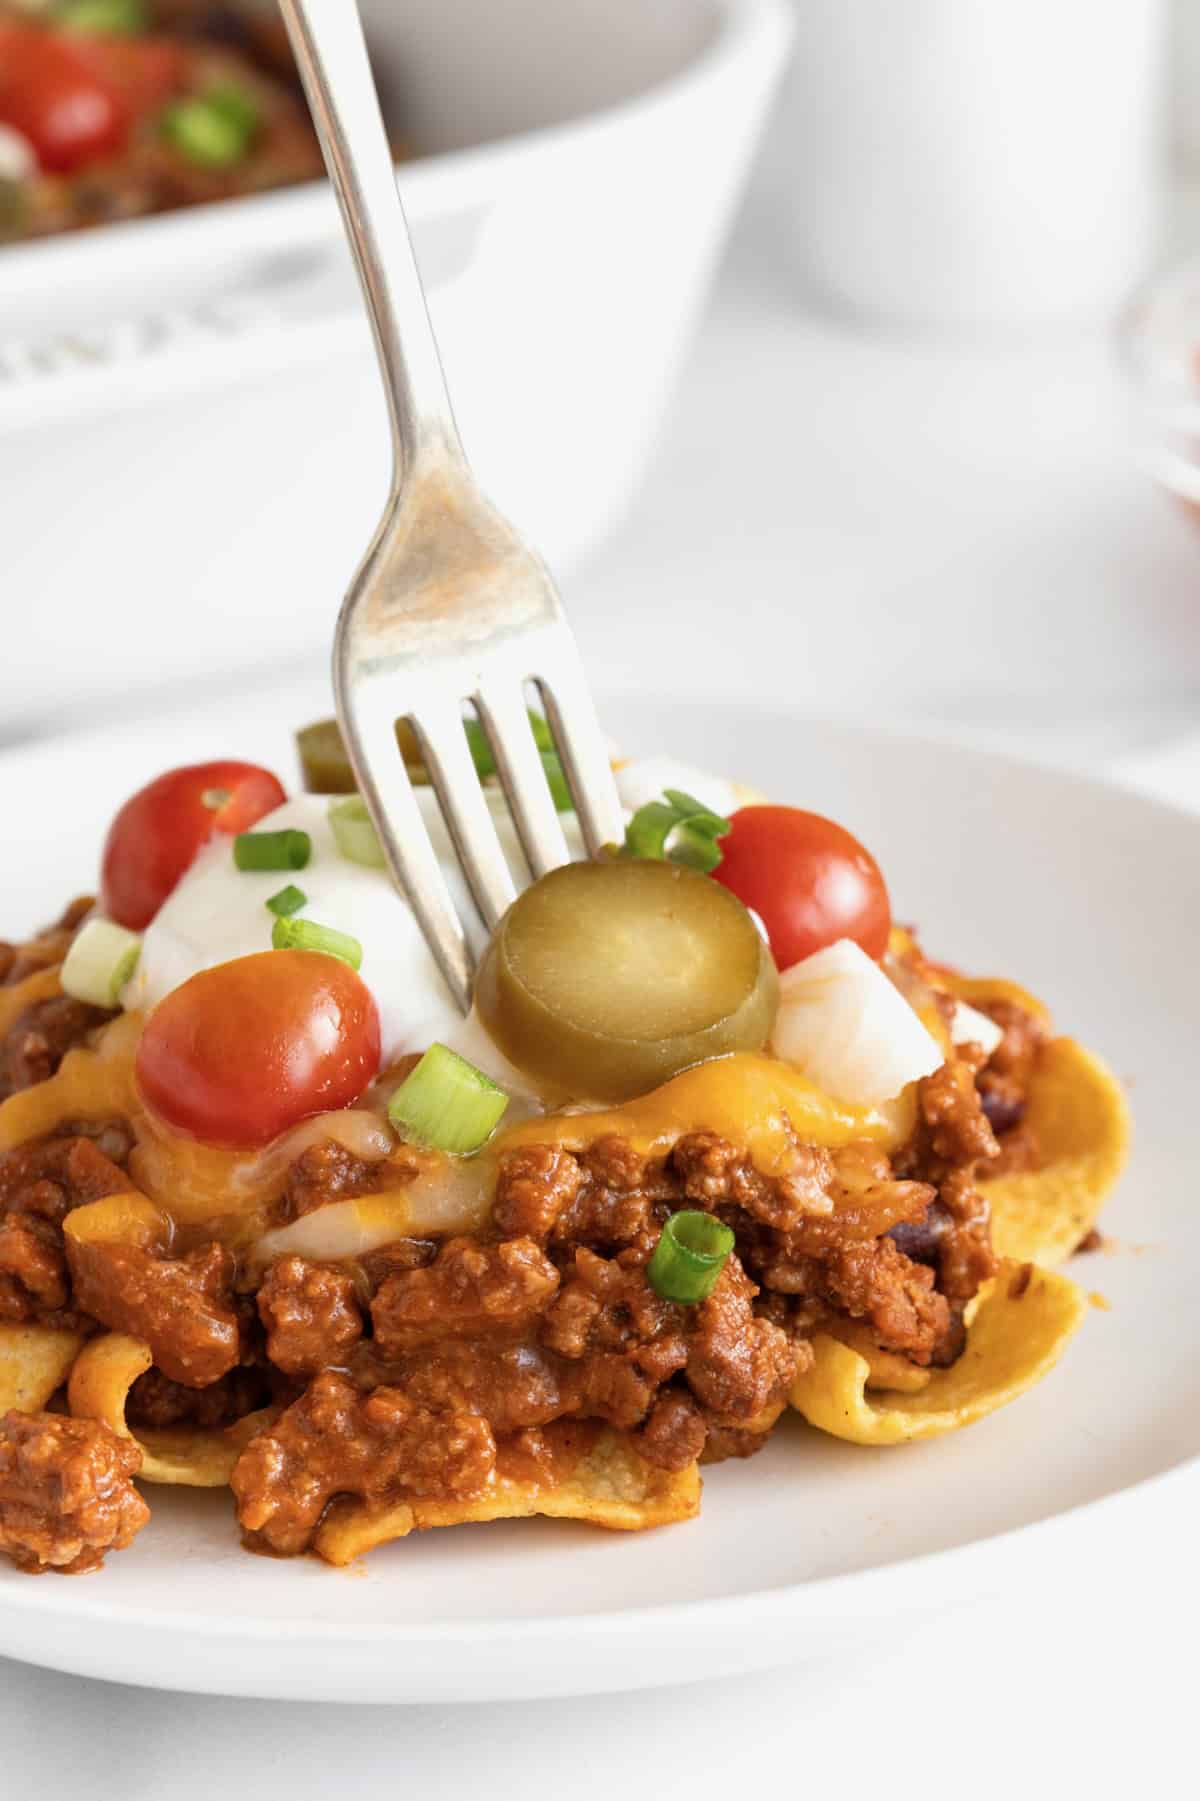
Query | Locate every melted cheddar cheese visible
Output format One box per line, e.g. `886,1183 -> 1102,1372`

495,1052 -> 916,1172
0,1022 -> 918,1255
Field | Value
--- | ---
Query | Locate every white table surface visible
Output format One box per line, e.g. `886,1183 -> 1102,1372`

4,215 -> 1200,1792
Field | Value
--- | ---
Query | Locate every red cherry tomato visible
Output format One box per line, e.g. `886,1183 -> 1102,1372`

712,805 -> 891,970
0,27 -> 128,173
101,760 -> 287,931
136,950 -> 381,1148
71,35 -> 185,117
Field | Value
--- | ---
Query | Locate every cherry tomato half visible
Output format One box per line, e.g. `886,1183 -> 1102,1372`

0,26 -> 128,174
136,950 -> 381,1148
101,760 -> 287,930
712,805 -> 891,970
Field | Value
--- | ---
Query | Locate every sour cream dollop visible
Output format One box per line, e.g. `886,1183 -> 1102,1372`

126,793 -> 467,1061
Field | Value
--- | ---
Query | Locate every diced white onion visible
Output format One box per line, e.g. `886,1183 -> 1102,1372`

61,919 -> 141,1010
949,999 -> 1004,1058
770,937 -> 945,1106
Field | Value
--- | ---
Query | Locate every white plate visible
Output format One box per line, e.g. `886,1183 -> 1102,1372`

0,686 -> 1192,1703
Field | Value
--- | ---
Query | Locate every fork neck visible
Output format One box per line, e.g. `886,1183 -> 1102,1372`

278,0 -> 464,500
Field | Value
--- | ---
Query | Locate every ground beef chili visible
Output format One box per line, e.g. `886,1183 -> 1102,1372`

0,924 -> 1045,1569
974,997 -> 1050,1172
0,1137 -> 130,1330
0,899 -> 114,1103
66,1237 -> 243,1388
231,1371 -> 497,1557
0,1412 -> 149,1573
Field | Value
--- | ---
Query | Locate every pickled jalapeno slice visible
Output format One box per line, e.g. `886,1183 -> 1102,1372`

475,859 -> 778,1103
295,718 -> 425,795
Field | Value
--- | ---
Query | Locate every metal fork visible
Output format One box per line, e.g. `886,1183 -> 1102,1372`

278,0 -> 624,1014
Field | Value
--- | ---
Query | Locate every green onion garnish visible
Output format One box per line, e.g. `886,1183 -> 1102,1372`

328,795 -> 385,869
162,92 -> 257,168
463,717 -> 496,777
646,1210 -> 735,1304
271,916 -> 363,971
265,884 -> 307,918
463,710 -> 572,813
234,829 -> 311,873
622,790 -> 731,873
58,0 -> 147,34
540,750 -> 572,813
60,918 -> 141,1010
387,1043 -> 509,1154
204,84 -> 261,138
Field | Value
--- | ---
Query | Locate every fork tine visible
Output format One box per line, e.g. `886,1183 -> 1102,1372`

409,699 -> 518,931
474,683 -> 571,881
536,653 -> 626,858
337,691 -> 474,1012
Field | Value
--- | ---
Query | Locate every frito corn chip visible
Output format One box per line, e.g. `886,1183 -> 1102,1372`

790,1261 -> 1087,1445
981,1038 -> 1130,1266
313,1426 -> 701,1565
67,1332 -> 270,1487
825,1321 -> 932,1394
0,1323 -> 84,1413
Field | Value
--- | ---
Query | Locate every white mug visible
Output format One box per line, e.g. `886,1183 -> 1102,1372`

758,0 -> 1167,331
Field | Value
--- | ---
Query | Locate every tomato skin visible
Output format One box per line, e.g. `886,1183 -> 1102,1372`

0,28 -> 128,173
100,761 -> 288,930
712,805 -> 892,970
135,950 -> 382,1149
71,37 -> 185,117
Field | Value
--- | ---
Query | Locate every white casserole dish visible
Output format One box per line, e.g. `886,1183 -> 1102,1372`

0,0 -> 790,733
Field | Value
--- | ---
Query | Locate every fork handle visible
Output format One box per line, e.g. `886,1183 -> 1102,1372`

277,0 -> 462,494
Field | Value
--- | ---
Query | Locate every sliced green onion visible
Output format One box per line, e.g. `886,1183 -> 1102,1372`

271,916 -> 363,971
328,795 -> 385,869
163,95 -> 255,168
60,918 -> 141,1010
527,711 -> 554,753
204,84 -> 261,137
265,884 -> 307,918
387,1043 -> 509,1154
646,1210 -> 735,1304
540,750 -> 572,813
462,710 -> 571,812
58,0 -> 147,33
463,716 -> 497,779
233,829 -> 311,873
622,789 -> 731,873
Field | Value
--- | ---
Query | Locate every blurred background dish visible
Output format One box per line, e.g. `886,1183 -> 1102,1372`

3,0 -> 1199,767
0,0 -> 791,732
0,1 -> 330,242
